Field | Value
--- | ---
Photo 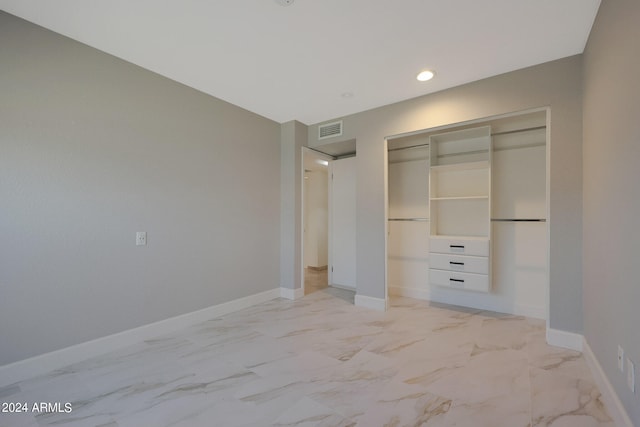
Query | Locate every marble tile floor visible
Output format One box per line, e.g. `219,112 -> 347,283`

0,292 -> 613,427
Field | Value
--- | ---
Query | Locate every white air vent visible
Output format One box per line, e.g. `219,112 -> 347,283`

318,121 -> 343,140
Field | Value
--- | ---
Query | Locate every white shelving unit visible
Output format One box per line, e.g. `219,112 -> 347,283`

428,126 -> 492,292
387,110 -> 547,316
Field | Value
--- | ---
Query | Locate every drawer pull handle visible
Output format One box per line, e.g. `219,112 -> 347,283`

449,261 -> 464,266
449,278 -> 465,283
450,245 -> 465,249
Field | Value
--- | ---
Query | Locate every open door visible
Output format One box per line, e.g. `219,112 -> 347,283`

329,156 -> 356,290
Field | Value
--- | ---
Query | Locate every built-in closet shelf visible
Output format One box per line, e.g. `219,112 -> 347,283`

492,218 -> 546,222
430,196 -> 489,201
388,218 -> 430,222
431,235 -> 491,240
387,110 -> 548,313
429,125 -> 492,293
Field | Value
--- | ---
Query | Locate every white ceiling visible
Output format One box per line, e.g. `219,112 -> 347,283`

0,0 -> 601,125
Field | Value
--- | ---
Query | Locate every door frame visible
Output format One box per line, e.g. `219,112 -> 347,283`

300,147 -> 334,295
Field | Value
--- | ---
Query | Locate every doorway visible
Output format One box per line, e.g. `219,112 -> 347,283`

301,143 -> 357,304
302,148 -> 331,295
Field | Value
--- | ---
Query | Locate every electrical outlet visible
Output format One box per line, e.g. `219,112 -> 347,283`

627,358 -> 635,393
136,232 -> 147,246
618,345 -> 625,372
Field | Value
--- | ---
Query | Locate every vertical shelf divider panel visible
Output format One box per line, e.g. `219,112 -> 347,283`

428,126 -> 492,292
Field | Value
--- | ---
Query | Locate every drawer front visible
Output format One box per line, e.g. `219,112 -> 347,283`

429,269 -> 490,292
430,238 -> 489,257
429,253 -> 489,275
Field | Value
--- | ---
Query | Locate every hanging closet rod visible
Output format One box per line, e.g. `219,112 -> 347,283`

388,143 -> 429,152
387,125 -> 546,146
491,125 -> 546,137
491,218 -> 546,222
493,142 -> 545,152
387,218 -> 544,222
437,149 -> 489,158
388,159 -> 429,164
387,126 -> 547,154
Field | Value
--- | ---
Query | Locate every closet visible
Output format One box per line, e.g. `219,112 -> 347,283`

386,110 -> 548,318
387,136 -> 430,298
429,126 -> 492,292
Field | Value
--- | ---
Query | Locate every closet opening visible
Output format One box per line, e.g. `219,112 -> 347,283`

385,108 -> 549,319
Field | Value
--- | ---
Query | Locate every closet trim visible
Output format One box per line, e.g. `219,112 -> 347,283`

493,142 -> 545,152
388,218 -> 429,222
491,218 -> 546,222
491,125 -> 546,137
388,143 -> 429,152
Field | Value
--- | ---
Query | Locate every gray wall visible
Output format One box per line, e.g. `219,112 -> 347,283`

309,56 -> 584,333
583,0 -> 640,422
0,12 -> 281,366
280,120 -> 306,292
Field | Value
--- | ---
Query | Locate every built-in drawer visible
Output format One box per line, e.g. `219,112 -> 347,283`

429,253 -> 489,275
429,269 -> 490,293
429,237 -> 489,257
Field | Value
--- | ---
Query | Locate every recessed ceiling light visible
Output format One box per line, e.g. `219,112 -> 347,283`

416,70 -> 435,82
341,92 -> 354,98
316,159 -> 329,166
274,0 -> 294,6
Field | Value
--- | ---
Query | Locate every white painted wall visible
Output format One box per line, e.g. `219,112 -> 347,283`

280,120 -> 307,296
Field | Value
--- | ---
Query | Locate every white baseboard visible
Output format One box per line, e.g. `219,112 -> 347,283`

280,287 -> 304,300
0,288 -> 281,388
546,327 -> 583,352
355,294 -> 386,311
582,339 -> 634,427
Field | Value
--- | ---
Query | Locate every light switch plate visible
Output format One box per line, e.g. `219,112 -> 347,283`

136,232 -> 147,246
618,345 -> 624,372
